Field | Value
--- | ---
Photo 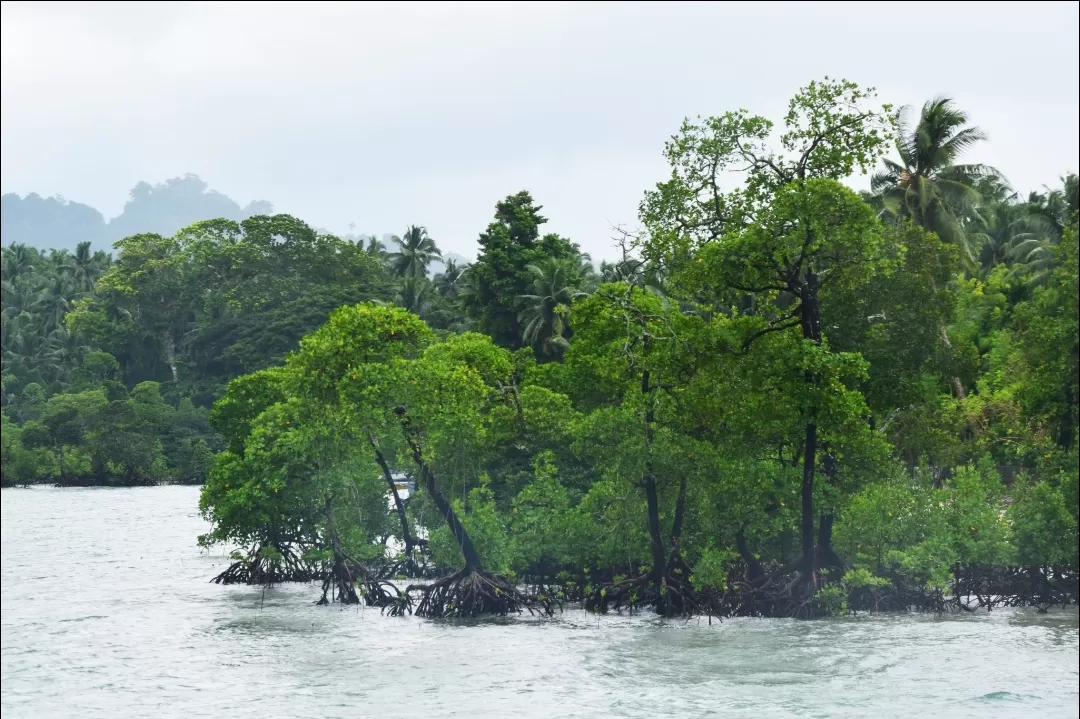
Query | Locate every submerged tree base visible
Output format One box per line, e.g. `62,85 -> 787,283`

208,559 -> 1077,620
407,569 -> 548,618
318,554 -> 410,616
211,544 -> 319,585
585,573 -> 700,617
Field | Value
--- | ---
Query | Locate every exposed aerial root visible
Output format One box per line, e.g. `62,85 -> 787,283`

406,569 -> 550,618
585,573 -> 701,617
373,551 -> 435,582
317,544 -> 409,613
211,543 -> 317,586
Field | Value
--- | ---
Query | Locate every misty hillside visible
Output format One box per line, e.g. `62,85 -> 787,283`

1,174 -> 274,251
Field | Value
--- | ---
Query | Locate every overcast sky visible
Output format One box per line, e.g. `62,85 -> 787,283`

2,1 -> 1078,260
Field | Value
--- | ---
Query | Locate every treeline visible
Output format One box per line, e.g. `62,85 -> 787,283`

1,80 -> 1077,618
0,200 -> 602,484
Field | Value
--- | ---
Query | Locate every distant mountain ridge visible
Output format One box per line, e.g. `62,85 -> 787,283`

2,174 -> 273,252
3,175 -> 474,274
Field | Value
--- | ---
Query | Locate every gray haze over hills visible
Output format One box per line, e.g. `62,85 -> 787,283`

1,175 -> 274,251
2,1 -> 1078,260
0,174 -> 465,260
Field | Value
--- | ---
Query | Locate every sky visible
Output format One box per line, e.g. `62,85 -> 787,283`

2,1 -> 1078,261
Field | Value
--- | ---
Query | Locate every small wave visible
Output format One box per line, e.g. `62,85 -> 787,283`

978,691 -> 1039,702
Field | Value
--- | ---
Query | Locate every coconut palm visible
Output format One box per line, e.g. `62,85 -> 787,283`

394,276 -> 433,317
363,235 -> 387,257
871,97 -> 1001,265
388,225 -> 441,279
1,243 -> 37,285
433,259 -> 468,299
1,313 -> 62,381
969,175 -> 1066,285
517,256 -> 591,357
33,274 -> 73,331
1,279 -> 39,320
1024,173 -> 1079,240
67,241 -> 106,295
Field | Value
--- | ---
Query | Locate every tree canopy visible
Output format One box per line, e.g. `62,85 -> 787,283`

2,78 -> 1076,619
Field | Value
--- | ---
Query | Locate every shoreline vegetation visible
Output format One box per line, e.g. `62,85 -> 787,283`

2,78 -> 1077,619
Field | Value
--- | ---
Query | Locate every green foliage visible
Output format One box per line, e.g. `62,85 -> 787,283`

841,568 -> 891,591
691,548 -> 736,592
6,81 -> 1077,608
836,461 -> 1014,588
429,481 -> 515,576
813,585 -> 848,617
1008,481 -> 1078,567
463,191 -> 589,350
509,452 -> 574,572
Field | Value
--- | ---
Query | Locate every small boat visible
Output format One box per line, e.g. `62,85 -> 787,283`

387,471 -> 416,507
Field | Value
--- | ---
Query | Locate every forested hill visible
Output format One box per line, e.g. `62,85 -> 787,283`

1,174 -> 274,252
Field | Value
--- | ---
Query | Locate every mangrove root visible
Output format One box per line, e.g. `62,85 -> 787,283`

211,544 -> 317,586
585,573 -> 701,617
407,569 -> 549,618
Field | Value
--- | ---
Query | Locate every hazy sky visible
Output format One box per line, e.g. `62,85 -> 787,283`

2,1 -> 1078,260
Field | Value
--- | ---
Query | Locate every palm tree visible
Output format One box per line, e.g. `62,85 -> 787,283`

575,253 -> 599,292
363,235 -> 387,257
1,312 -> 63,382
433,259 -> 467,299
1,278 -> 39,320
1,243 -> 37,285
1024,173 -> 1079,240
394,276 -> 433,317
67,241 -> 105,295
517,257 -> 591,357
33,275 -> 73,332
388,225 -> 441,279
871,97 -> 1001,264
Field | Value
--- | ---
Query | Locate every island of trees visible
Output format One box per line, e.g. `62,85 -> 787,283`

2,79 -> 1076,618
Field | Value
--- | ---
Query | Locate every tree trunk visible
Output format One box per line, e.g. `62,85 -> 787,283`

640,361 -> 668,587
736,524 -> 765,583
163,333 -> 179,383
800,422 -> 818,582
938,325 -> 966,399
57,444 -> 66,478
816,513 -> 844,573
401,425 -> 484,572
669,475 -> 687,563
816,453 -> 845,574
499,382 -> 527,435
368,432 -> 418,556
644,472 -> 668,583
799,271 -> 822,583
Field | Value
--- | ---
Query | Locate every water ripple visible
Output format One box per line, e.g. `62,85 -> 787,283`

3,486 -> 1078,719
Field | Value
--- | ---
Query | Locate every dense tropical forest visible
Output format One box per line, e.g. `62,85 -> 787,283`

2,79 -> 1077,618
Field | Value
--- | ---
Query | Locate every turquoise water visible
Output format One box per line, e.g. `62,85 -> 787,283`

2,486 -> 1077,718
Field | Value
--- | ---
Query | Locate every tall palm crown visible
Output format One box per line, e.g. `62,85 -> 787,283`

388,225 -> 441,279
363,235 -> 387,256
517,256 -> 591,356
67,241 -> 107,295
433,259 -> 467,299
1026,173 -> 1079,239
394,276 -> 433,316
871,97 -> 1000,263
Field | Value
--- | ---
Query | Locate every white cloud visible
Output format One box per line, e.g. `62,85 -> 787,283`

3,1 -> 1078,259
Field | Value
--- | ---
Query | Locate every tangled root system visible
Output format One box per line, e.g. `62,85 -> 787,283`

407,569 -> 550,618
